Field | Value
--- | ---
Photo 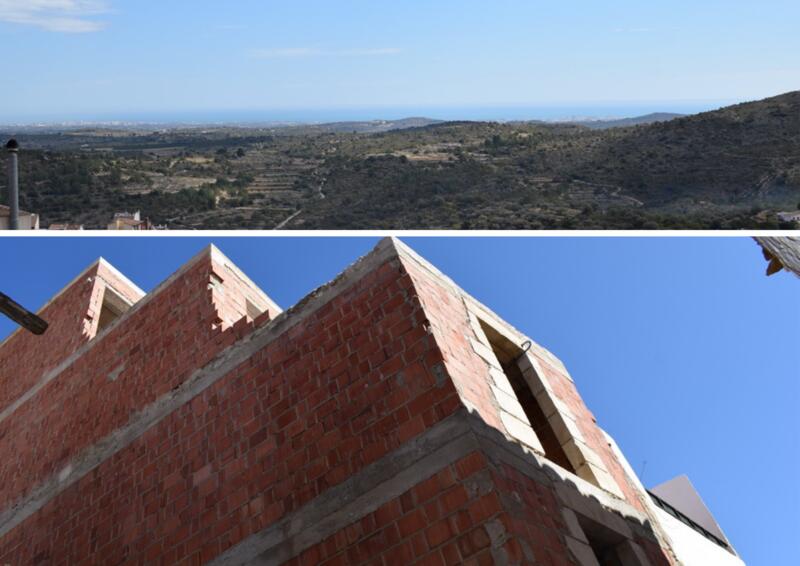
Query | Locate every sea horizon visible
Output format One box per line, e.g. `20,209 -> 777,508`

0,100 -> 737,128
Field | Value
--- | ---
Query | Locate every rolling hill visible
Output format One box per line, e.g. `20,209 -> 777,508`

1,92 -> 798,230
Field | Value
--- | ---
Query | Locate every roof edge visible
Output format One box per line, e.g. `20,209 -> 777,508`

97,258 -> 147,298
0,258 -> 104,350
389,237 -> 571,376
207,244 -> 282,315
650,475 -> 732,547
0,240 -> 393,429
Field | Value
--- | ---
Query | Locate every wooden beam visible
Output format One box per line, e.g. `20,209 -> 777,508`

0,292 -> 48,335
755,237 -> 800,278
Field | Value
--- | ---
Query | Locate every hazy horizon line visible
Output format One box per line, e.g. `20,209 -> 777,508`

0,98 -> 746,129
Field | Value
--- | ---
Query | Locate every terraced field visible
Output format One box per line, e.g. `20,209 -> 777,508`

3,92 -> 798,229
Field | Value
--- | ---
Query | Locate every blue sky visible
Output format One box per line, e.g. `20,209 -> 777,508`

0,0 -> 798,121
0,236 -> 797,564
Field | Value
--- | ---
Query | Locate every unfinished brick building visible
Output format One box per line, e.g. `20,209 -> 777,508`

0,239 -> 743,565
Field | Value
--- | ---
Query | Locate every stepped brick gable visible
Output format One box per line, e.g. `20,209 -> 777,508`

0,239 -> 698,565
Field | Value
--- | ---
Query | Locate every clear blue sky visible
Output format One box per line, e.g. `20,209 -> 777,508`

0,236 -> 797,564
0,0 -> 798,122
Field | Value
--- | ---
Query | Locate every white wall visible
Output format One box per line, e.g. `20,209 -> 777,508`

0,213 -> 39,230
653,507 -> 746,566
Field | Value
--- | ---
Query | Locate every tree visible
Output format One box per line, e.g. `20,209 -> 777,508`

109,168 -> 122,185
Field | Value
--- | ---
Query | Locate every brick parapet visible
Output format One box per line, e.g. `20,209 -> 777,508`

0,259 -> 145,416
0,240 -> 462,564
0,247 -> 280,513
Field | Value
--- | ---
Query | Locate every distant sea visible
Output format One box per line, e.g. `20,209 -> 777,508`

3,102 -> 732,127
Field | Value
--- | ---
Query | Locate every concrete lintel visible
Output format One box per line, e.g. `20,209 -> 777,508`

576,461 -> 625,500
213,410 -> 655,566
211,408 -> 657,566
499,410 -> 545,455
469,336 -> 503,369
562,438 -> 608,472
535,388 -> 575,421
566,536 -> 602,566
491,385 -> 530,423
562,508 -> 590,544
550,411 -> 586,446
488,366 -> 516,397
462,411 -> 652,537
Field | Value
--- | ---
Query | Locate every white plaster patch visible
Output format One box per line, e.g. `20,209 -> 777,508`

58,465 -> 72,483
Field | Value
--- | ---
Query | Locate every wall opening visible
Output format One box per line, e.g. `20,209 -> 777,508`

479,320 -> 577,474
246,298 -> 265,321
97,287 -> 133,334
579,515 -> 644,566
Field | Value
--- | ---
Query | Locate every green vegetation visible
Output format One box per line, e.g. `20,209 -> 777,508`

1,91 -> 798,229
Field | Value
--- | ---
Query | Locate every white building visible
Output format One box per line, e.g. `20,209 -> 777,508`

605,432 -> 746,565
777,211 -> 800,224
107,211 -> 167,231
0,205 -> 39,230
649,476 -> 745,566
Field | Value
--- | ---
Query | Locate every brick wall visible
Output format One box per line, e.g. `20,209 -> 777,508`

0,260 -> 144,416
0,240 -> 675,565
398,245 -> 648,513
279,449 -> 672,566
524,351 -> 647,511
0,247 -> 463,564
0,249 -> 278,512
400,255 -> 504,433
284,452 -> 509,566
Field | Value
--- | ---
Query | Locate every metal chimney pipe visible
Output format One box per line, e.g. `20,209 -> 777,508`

6,139 -> 19,230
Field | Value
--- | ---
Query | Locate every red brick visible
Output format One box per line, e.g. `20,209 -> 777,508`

397,508 -> 427,538
457,527 -> 491,557
417,551 -> 446,566
0,242 -> 671,566
425,520 -> 453,548
467,494 -> 502,524
454,453 -> 487,480
374,500 -> 402,527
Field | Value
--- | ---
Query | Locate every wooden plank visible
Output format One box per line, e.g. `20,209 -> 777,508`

0,292 -> 49,335
755,237 -> 800,278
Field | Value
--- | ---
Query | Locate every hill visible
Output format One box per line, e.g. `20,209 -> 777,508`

571,112 -> 684,129
1,92 -> 798,230
281,117 -> 444,135
568,91 -> 800,205
285,92 -> 799,229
